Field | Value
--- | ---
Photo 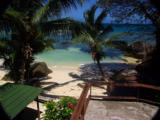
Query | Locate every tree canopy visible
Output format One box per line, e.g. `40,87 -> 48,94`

0,0 -> 86,83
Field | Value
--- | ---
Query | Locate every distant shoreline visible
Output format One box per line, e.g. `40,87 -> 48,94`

35,55 -> 139,68
0,56 -> 138,84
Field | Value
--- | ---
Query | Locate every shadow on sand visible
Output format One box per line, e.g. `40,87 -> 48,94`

40,62 -> 136,100
42,62 -> 135,92
69,62 -> 135,82
152,108 -> 160,120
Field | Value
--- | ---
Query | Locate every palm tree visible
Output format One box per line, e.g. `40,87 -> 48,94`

0,9 -> 55,83
0,0 -> 86,83
72,5 -> 113,81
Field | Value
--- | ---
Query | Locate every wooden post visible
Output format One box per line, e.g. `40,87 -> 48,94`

90,83 -> 92,97
37,97 -> 40,120
81,99 -> 85,120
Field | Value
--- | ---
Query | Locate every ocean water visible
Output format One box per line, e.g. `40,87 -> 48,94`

35,24 -> 156,66
35,47 -> 123,66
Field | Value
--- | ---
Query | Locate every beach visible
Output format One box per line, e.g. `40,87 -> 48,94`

0,56 -> 137,94
0,62 -> 109,97
0,57 -> 138,116
0,0 -> 158,119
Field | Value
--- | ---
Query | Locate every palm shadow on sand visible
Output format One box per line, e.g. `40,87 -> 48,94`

69,62 -> 135,82
41,62 -> 135,92
40,62 -> 135,99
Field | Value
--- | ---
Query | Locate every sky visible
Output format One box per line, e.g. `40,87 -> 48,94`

61,0 -> 151,24
61,0 -> 113,22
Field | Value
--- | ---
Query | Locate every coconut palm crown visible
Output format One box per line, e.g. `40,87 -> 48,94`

72,5 -> 113,80
0,0 -> 86,83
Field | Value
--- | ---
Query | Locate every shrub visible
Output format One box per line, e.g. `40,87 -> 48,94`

42,97 -> 77,120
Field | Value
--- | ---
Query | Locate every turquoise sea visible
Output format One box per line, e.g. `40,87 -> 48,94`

35,24 -> 156,66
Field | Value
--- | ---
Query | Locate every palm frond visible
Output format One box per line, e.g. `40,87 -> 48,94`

96,26 -> 113,41
30,36 -> 55,54
32,1 -> 50,24
72,32 -> 94,45
70,21 -> 85,37
10,0 -> 44,13
43,39 -> 55,50
102,33 -> 131,51
32,0 -> 86,24
1,9 -> 28,35
83,5 -> 98,25
102,32 -> 127,43
41,18 -> 72,32
102,40 -> 132,53
95,8 -> 108,29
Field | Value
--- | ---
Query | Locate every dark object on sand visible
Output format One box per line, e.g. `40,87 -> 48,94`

30,62 -> 52,78
129,41 -> 155,59
108,69 -> 138,96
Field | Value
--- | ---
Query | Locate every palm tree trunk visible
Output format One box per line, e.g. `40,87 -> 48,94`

96,59 -> 107,81
19,59 -> 25,84
19,39 -> 26,84
156,29 -> 160,52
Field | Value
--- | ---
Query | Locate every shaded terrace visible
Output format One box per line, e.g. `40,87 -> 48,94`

70,82 -> 160,120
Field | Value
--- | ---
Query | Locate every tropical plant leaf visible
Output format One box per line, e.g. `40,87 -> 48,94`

72,32 -> 94,44
32,0 -> 86,24
96,25 -> 113,41
103,40 -> 128,50
32,1 -> 50,24
83,5 -> 98,25
1,9 -> 28,36
95,8 -> 108,30
102,32 -> 127,43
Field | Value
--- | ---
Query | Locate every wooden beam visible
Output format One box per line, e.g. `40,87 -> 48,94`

91,95 -> 160,106
88,82 -> 160,91
37,97 -> 40,120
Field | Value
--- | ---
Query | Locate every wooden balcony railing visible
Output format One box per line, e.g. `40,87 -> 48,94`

70,82 -> 160,120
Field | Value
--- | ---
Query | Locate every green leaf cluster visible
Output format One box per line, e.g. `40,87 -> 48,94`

42,97 -> 77,120
72,5 -> 113,62
0,0 -> 86,82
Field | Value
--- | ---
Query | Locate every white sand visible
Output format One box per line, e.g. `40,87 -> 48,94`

0,60 -> 9,85
0,58 -> 137,116
39,65 -> 108,100
0,70 -> 7,84
0,62 -> 107,113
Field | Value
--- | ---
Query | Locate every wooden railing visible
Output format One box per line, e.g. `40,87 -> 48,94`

70,83 -> 91,120
70,82 -> 160,120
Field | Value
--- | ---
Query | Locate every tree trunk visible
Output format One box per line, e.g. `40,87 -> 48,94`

25,56 -> 33,84
19,59 -> 25,84
156,29 -> 160,52
96,59 -> 107,81
19,42 -> 25,84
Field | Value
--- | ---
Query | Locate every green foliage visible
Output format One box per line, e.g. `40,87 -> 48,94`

72,4 -> 113,62
58,96 -> 77,108
0,0 -> 87,83
70,5 -> 115,78
97,0 -> 160,29
42,97 -> 77,120
0,30 -> 55,81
